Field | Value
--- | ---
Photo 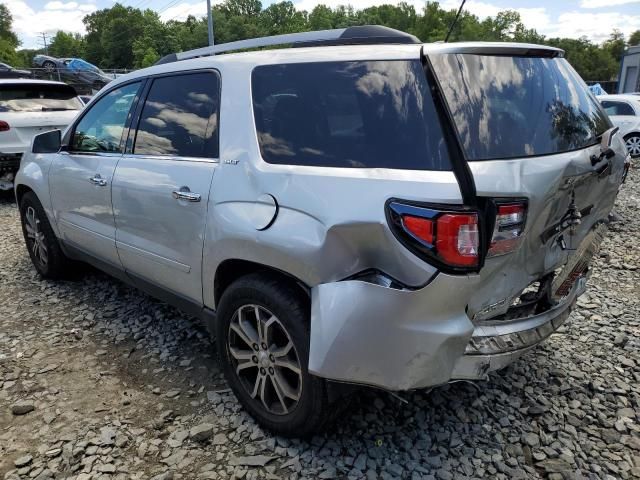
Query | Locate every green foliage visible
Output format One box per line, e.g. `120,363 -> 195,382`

49,31 -> 85,58
0,0 -> 634,80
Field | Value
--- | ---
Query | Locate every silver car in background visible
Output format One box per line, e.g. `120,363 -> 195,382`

15,26 -> 628,436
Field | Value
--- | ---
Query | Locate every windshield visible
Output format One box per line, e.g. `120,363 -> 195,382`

0,84 -> 82,112
429,54 -> 611,160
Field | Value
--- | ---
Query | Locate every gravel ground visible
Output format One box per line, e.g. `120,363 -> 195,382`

1,170 -> 639,480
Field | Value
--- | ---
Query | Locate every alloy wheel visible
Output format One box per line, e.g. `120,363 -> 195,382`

227,304 -> 302,415
626,135 -> 640,157
24,206 -> 48,267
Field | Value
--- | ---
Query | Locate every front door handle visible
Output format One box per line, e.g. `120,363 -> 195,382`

89,174 -> 107,186
172,188 -> 201,202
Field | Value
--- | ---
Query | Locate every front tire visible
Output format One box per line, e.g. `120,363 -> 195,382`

19,192 -> 71,279
215,274 -> 329,437
42,61 -> 56,73
624,133 -> 640,158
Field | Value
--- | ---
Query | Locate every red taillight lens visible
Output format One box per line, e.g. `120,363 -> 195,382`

436,213 -> 479,267
0,121 -> 9,132
400,211 -> 479,268
402,215 -> 434,244
488,202 -> 527,257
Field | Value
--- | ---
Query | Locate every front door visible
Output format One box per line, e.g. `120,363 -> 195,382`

49,81 -> 142,266
112,71 -> 221,304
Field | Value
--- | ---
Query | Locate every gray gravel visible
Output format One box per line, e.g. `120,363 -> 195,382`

1,169 -> 639,480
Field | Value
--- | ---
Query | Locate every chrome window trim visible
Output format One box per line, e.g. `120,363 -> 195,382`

122,153 -> 219,164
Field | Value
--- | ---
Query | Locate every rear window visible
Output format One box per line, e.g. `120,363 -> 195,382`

252,60 -> 451,170
600,100 -> 636,116
0,84 -> 82,112
429,54 -> 611,161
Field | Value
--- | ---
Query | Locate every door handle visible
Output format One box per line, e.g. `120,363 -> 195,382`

172,189 -> 201,202
89,174 -> 107,186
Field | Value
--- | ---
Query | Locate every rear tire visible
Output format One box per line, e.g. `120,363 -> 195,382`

624,133 -> 640,158
19,192 -> 72,279
215,273 -> 330,437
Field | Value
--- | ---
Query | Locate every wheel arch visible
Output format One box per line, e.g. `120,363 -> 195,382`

213,259 -> 310,310
15,183 -> 33,205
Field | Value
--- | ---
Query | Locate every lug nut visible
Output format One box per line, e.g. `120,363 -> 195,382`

252,343 -> 259,351
269,354 -> 275,362
268,367 -> 274,375
260,367 -> 266,375
252,355 -> 258,363
261,342 -> 267,350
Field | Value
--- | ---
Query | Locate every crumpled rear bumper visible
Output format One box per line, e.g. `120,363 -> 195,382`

309,272 -> 584,391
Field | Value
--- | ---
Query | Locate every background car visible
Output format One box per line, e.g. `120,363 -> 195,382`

0,63 -> 31,79
32,55 -> 112,91
0,79 -> 83,191
597,94 -> 640,158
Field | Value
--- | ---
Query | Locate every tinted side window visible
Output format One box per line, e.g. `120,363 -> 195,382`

133,72 -> 220,158
601,101 -> 635,116
72,82 -> 140,153
252,61 -> 451,170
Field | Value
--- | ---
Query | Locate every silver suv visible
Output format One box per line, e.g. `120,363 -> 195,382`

15,26 -> 629,436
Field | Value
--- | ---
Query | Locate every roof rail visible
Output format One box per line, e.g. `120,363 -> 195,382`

155,25 -> 420,65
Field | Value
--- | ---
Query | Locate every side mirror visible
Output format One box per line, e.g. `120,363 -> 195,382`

32,129 -> 61,154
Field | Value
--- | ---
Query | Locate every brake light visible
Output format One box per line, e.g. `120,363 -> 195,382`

402,215 -> 433,244
488,202 -> 527,257
436,213 -> 479,266
398,210 -> 479,269
0,121 -> 9,132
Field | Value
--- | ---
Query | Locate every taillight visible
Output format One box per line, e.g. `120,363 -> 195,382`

488,202 -> 527,257
389,202 -> 480,272
0,121 -> 9,132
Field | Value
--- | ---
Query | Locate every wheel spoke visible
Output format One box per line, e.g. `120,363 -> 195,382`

270,340 -> 293,358
259,373 -> 269,411
236,359 -> 256,375
250,373 -> 263,399
269,375 -> 289,414
229,346 -> 254,361
273,370 -> 301,401
274,358 -> 301,375
38,244 -> 48,264
263,315 -> 277,346
254,306 -> 265,343
24,223 -> 36,239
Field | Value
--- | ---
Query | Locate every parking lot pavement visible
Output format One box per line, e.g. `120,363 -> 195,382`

0,171 -> 639,480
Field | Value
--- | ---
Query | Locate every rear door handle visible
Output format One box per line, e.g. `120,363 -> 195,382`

172,189 -> 201,202
89,174 -> 107,186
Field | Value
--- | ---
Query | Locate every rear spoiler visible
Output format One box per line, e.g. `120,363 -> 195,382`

422,42 -> 564,58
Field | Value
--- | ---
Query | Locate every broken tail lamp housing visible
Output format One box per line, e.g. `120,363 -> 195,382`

386,201 -> 480,273
487,202 -> 527,257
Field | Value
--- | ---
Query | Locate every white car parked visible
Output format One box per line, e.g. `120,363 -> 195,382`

0,79 -> 83,190
597,94 -> 640,158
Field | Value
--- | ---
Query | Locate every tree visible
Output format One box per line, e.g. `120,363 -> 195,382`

603,29 -> 626,62
630,30 -> 640,46
0,4 -> 19,48
49,31 -> 85,58
260,2 -> 307,36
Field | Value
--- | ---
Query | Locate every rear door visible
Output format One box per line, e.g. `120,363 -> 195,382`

112,71 -> 220,305
428,51 -> 627,318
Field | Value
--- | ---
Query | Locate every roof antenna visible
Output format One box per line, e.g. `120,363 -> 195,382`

445,0 -> 467,42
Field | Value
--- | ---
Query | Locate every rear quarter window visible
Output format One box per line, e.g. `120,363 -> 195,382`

251,60 -> 451,171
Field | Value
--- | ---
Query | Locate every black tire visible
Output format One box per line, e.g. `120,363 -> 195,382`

19,192 -> 71,279
215,273 -> 330,437
624,133 -> 640,158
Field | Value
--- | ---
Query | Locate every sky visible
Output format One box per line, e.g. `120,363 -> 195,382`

5,0 -> 640,50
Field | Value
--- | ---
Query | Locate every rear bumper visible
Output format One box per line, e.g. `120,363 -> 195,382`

309,272 -> 584,391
